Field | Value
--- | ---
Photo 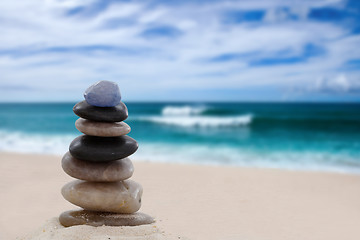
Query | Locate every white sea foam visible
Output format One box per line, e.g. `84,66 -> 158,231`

161,105 -> 207,116
136,114 -> 253,128
0,130 -> 359,174
0,130 -> 74,155
134,142 -> 360,174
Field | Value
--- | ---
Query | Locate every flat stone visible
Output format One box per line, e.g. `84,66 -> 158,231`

59,210 -> 154,227
69,135 -> 138,162
62,152 -> 134,182
61,180 -> 142,213
75,118 -> 131,137
73,100 -> 128,122
84,80 -> 121,107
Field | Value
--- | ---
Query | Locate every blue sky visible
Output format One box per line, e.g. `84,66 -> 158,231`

0,0 -> 359,102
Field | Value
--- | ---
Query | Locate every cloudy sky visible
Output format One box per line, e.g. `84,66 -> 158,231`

0,0 -> 359,102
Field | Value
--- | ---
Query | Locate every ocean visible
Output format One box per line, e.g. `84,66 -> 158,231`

1,102 -> 360,173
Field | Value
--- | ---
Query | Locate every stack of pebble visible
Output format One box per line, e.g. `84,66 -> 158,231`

59,81 -> 154,227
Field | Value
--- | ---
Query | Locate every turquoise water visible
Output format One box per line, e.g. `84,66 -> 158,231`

1,102 -> 360,173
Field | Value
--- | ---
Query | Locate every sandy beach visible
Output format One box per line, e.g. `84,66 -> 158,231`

0,152 -> 359,240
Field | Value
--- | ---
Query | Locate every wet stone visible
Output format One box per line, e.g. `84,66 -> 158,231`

69,135 -> 138,162
61,180 -> 143,213
62,152 -> 134,182
73,100 -> 128,122
84,80 -> 121,107
59,210 -> 155,227
75,118 -> 131,137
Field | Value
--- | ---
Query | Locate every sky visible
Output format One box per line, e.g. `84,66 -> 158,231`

0,0 -> 360,102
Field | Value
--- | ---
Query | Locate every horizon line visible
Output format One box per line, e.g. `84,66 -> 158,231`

1,100 -> 360,104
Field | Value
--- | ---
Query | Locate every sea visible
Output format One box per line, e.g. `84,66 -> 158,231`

1,102 -> 360,174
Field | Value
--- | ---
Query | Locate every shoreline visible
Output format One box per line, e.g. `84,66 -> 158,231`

1,152 -> 360,240
0,150 -> 359,176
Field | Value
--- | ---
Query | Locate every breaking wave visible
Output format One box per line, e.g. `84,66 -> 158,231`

132,105 -> 253,128
135,114 -> 252,128
161,105 -> 208,116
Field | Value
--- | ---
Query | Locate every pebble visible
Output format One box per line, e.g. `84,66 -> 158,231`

84,80 -> 121,107
61,180 -> 142,213
62,152 -> 134,182
75,118 -> 131,137
59,210 -> 154,227
69,135 -> 138,162
73,100 -> 128,122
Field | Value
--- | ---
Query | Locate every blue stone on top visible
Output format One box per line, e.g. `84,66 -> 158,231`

84,80 -> 121,107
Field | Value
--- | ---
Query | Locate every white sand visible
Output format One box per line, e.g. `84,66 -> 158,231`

17,218 -> 183,240
1,152 -> 360,240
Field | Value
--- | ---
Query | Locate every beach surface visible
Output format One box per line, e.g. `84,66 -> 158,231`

1,152 -> 359,240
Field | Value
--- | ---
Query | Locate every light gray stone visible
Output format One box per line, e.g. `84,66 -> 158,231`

62,152 -> 134,182
75,118 -> 131,137
61,180 -> 142,213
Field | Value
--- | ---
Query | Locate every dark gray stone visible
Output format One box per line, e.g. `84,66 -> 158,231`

73,100 -> 128,122
69,135 -> 138,162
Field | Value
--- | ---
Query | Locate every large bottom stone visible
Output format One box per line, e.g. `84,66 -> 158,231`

61,180 -> 142,213
59,210 -> 155,227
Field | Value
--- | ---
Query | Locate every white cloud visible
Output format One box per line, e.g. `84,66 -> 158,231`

138,7 -> 168,24
94,3 -> 143,22
0,0 -> 359,101
312,74 -> 360,93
